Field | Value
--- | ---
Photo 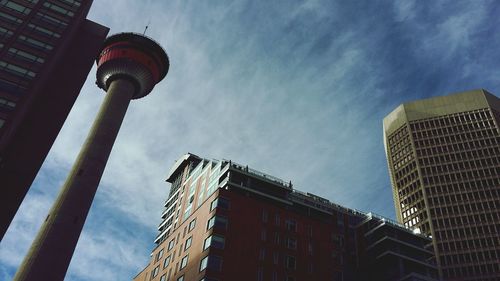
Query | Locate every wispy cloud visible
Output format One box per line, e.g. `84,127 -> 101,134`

2,0 -> 500,280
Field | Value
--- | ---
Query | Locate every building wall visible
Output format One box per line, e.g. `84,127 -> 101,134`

384,89 -> 500,280
135,154 -> 437,281
0,0 -> 109,239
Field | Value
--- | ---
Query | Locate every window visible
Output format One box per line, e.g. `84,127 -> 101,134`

286,255 -> 296,270
7,48 -> 45,63
210,198 -> 218,211
168,239 -> 175,250
177,276 -> 184,281
285,219 -> 297,232
200,255 -> 222,272
286,237 -> 297,250
180,255 -> 188,269
151,266 -> 159,279
307,242 -> 313,255
156,249 -> 164,261
203,234 -> 225,250
184,236 -> 192,251
207,216 -> 215,230
259,248 -> 266,260
43,2 -> 75,16
28,23 -> 60,38
273,252 -> 279,265
262,210 -> 268,223
209,256 -> 223,271
4,1 -> 31,14
333,271 -> 343,281
159,274 -> 166,281
306,226 -> 313,237
0,60 -> 36,78
275,214 -> 280,226
163,255 -> 171,268
207,215 -> 228,230
199,256 -> 208,272
260,229 -> 267,241
217,197 -> 230,210
189,218 -> 196,231
0,97 -> 16,110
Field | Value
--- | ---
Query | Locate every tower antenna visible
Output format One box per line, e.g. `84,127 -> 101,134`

143,19 -> 151,35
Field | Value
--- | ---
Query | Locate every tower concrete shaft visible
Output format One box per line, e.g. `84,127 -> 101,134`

13,79 -> 134,281
13,33 -> 169,281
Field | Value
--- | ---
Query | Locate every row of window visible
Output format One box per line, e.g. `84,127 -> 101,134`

412,121 -> 497,138
394,159 -> 416,179
416,145 -> 500,160
414,133 -> 499,149
0,96 -> 16,110
397,178 -> 420,200
432,212 -> 499,233
427,189 -> 498,207
425,179 -> 500,196
442,262 -> 499,279
440,249 -> 499,266
422,169 -> 500,186
409,109 -> 492,130
429,199 -> 498,219
1,0 -> 32,15
0,59 -> 36,78
151,196 -> 230,280
420,159 -> 500,176
43,1 -> 76,17
261,210 -> 299,232
387,125 -> 409,146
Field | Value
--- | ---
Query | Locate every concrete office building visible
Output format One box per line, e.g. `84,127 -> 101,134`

384,89 -> 500,280
134,153 -> 438,281
0,0 -> 108,240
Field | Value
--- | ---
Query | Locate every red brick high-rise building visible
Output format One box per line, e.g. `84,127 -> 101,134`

134,153 -> 438,281
0,0 -> 109,239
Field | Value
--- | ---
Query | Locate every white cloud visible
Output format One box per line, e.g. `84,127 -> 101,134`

2,0 -> 500,280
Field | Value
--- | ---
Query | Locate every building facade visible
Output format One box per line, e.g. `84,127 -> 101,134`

134,153 -> 437,281
0,0 -> 109,239
384,89 -> 500,280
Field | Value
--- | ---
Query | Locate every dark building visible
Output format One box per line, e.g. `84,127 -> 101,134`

0,0 -> 109,239
133,153 -> 438,281
384,89 -> 500,280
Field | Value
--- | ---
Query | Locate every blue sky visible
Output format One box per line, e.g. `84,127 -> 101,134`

2,0 -> 500,280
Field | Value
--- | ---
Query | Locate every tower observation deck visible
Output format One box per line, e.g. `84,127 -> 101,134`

14,33 -> 169,281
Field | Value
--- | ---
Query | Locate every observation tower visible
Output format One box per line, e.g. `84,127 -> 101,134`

14,33 -> 169,281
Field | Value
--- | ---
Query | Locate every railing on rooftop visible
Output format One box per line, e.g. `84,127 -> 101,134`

289,190 -> 367,217
366,212 -> 430,239
227,160 -> 375,218
228,160 -> 293,190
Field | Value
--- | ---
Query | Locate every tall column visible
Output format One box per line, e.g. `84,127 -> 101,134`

13,32 -> 170,281
13,79 -> 135,281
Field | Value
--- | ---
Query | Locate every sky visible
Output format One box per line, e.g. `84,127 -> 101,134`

2,0 -> 500,280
